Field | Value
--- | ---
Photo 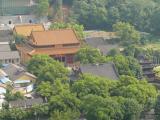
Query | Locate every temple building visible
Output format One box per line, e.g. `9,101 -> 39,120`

16,29 -> 80,64
0,0 -> 35,16
13,24 -> 45,37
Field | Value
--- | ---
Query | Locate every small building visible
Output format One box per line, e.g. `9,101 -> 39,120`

71,63 -> 119,80
13,24 -> 45,37
0,51 -> 20,64
16,29 -> 80,64
1,64 -> 36,93
9,97 -> 43,108
0,30 -> 20,64
2,64 -> 36,82
0,44 -> 20,64
0,30 -> 13,44
0,44 -> 11,52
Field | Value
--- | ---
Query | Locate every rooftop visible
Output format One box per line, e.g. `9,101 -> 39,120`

29,47 -> 80,56
30,29 -> 80,46
0,44 -> 11,52
80,63 -> 119,80
0,51 -> 20,60
9,97 -> 43,108
85,37 -> 118,55
14,24 -> 45,37
2,64 -> 36,81
0,30 -> 13,43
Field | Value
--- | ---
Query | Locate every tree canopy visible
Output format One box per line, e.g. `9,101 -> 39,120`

27,55 -> 69,83
50,22 -> 85,40
113,22 -> 141,45
75,47 -> 107,64
113,55 -> 143,78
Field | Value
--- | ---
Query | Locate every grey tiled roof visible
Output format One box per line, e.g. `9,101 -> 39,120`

80,63 -> 119,80
0,44 -> 11,52
0,30 -> 13,43
9,98 -> 43,108
0,51 -> 20,60
2,64 -> 25,81
2,64 -> 36,81
85,37 -> 118,55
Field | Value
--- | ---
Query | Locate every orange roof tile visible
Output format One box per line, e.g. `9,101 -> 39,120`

29,47 -> 80,56
31,29 -> 80,46
14,24 -> 45,37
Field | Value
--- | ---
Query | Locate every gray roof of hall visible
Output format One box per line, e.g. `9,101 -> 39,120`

85,37 -> 118,55
0,30 -> 13,43
80,63 -> 119,80
0,44 -> 11,52
0,51 -> 20,60
9,97 -> 43,108
2,64 -> 36,81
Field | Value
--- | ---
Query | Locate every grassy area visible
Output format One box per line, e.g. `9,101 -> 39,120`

142,43 -> 160,50
138,33 -> 160,50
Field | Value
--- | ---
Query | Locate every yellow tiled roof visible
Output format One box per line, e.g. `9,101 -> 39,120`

31,29 -> 80,46
29,47 -> 80,56
14,24 -> 45,37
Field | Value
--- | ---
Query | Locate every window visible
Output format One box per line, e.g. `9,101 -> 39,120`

5,59 -> 8,63
9,59 -> 11,63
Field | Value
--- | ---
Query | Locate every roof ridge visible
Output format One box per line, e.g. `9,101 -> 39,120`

15,24 -> 44,27
32,28 -> 73,33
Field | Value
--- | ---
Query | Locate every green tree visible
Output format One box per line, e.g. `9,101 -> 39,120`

113,55 -> 143,78
81,94 -> 123,120
108,48 -> 120,57
113,22 -> 140,45
36,81 -> 53,100
53,0 -> 63,21
31,104 -> 49,120
117,97 -> 143,120
155,95 -> 160,120
72,74 -> 114,98
150,8 -> 160,35
27,55 -> 54,76
4,86 -> 24,102
49,81 -> 80,112
49,109 -> 80,120
35,0 -> 49,17
0,108 -> 29,120
38,63 -> 69,83
50,22 -> 85,40
75,47 -> 106,64
71,0 -> 107,29
110,76 -> 158,110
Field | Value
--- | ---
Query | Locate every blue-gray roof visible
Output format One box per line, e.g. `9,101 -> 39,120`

80,63 -> 119,80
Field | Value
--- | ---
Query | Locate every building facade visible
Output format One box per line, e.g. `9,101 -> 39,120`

16,29 -> 80,64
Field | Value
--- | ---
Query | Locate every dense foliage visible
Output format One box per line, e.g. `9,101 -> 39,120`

113,55 -> 143,78
2,55 -> 157,120
35,0 -> 49,17
70,0 -> 160,34
27,55 -> 69,83
113,22 -> 140,45
75,47 -> 107,64
4,0 -> 160,119
50,22 -> 85,40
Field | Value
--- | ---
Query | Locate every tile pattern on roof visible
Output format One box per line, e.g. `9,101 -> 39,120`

14,24 -> 45,37
31,29 -> 80,46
